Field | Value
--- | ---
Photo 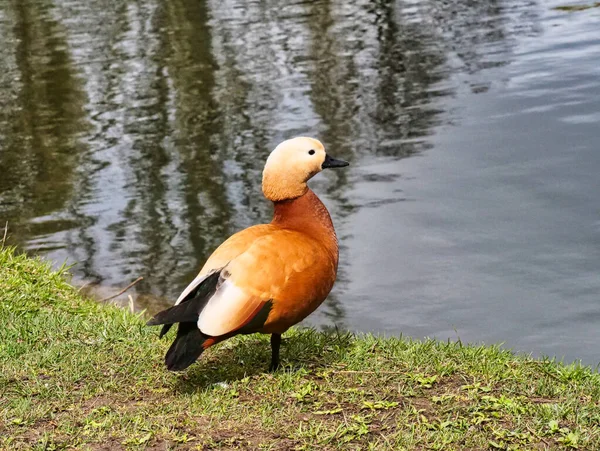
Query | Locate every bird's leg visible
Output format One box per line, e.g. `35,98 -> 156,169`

269,333 -> 282,371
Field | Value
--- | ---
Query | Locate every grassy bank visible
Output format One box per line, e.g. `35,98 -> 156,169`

1,247 -> 599,450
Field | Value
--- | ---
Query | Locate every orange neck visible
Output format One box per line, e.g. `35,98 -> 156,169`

271,189 -> 339,264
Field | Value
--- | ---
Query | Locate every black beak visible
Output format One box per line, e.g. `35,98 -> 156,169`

322,154 -> 349,169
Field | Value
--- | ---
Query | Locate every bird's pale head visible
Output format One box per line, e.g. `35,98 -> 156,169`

262,137 -> 348,202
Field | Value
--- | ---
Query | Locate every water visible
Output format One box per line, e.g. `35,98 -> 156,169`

1,0 -> 599,365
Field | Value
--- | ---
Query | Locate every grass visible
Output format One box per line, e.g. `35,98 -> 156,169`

1,246 -> 600,450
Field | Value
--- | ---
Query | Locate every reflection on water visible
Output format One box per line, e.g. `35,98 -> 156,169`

1,0 -> 599,364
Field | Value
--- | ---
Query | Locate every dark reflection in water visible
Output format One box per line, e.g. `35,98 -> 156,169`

0,0 -> 88,240
1,0 -> 600,363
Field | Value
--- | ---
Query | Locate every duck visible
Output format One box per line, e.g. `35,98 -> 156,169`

147,137 -> 349,371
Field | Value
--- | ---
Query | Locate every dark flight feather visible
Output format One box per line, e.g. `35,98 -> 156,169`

159,323 -> 172,339
237,300 -> 273,334
146,271 -> 221,328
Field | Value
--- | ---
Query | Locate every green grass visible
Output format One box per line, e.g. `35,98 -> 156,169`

1,246 -> 599,450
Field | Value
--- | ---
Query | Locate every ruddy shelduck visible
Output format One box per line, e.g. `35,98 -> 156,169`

147,137 -> 349,371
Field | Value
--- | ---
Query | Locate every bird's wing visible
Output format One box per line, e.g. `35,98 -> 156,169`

199,224 -> 275,275
173,225 -> 273,307
197,230 -> 323,337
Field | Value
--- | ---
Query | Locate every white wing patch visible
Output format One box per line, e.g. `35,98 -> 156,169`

198,279 -> 262,336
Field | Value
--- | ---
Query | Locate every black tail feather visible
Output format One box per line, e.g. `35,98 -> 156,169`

165,322 -> 208,371
159,324 -> 172,338
147,271 -> 221,327
146,300 -> 201,326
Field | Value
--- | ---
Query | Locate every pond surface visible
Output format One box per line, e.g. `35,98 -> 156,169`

1,0 -> 599,365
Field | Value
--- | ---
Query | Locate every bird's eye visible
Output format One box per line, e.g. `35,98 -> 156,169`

308,149 -> 315,155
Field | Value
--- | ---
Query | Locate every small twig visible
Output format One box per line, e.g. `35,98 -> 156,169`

1,221 -> 7,247
128,294 -> 135,314
99,277 -> 143,302
77,281 -> 94,293
379,431 -> 393,449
